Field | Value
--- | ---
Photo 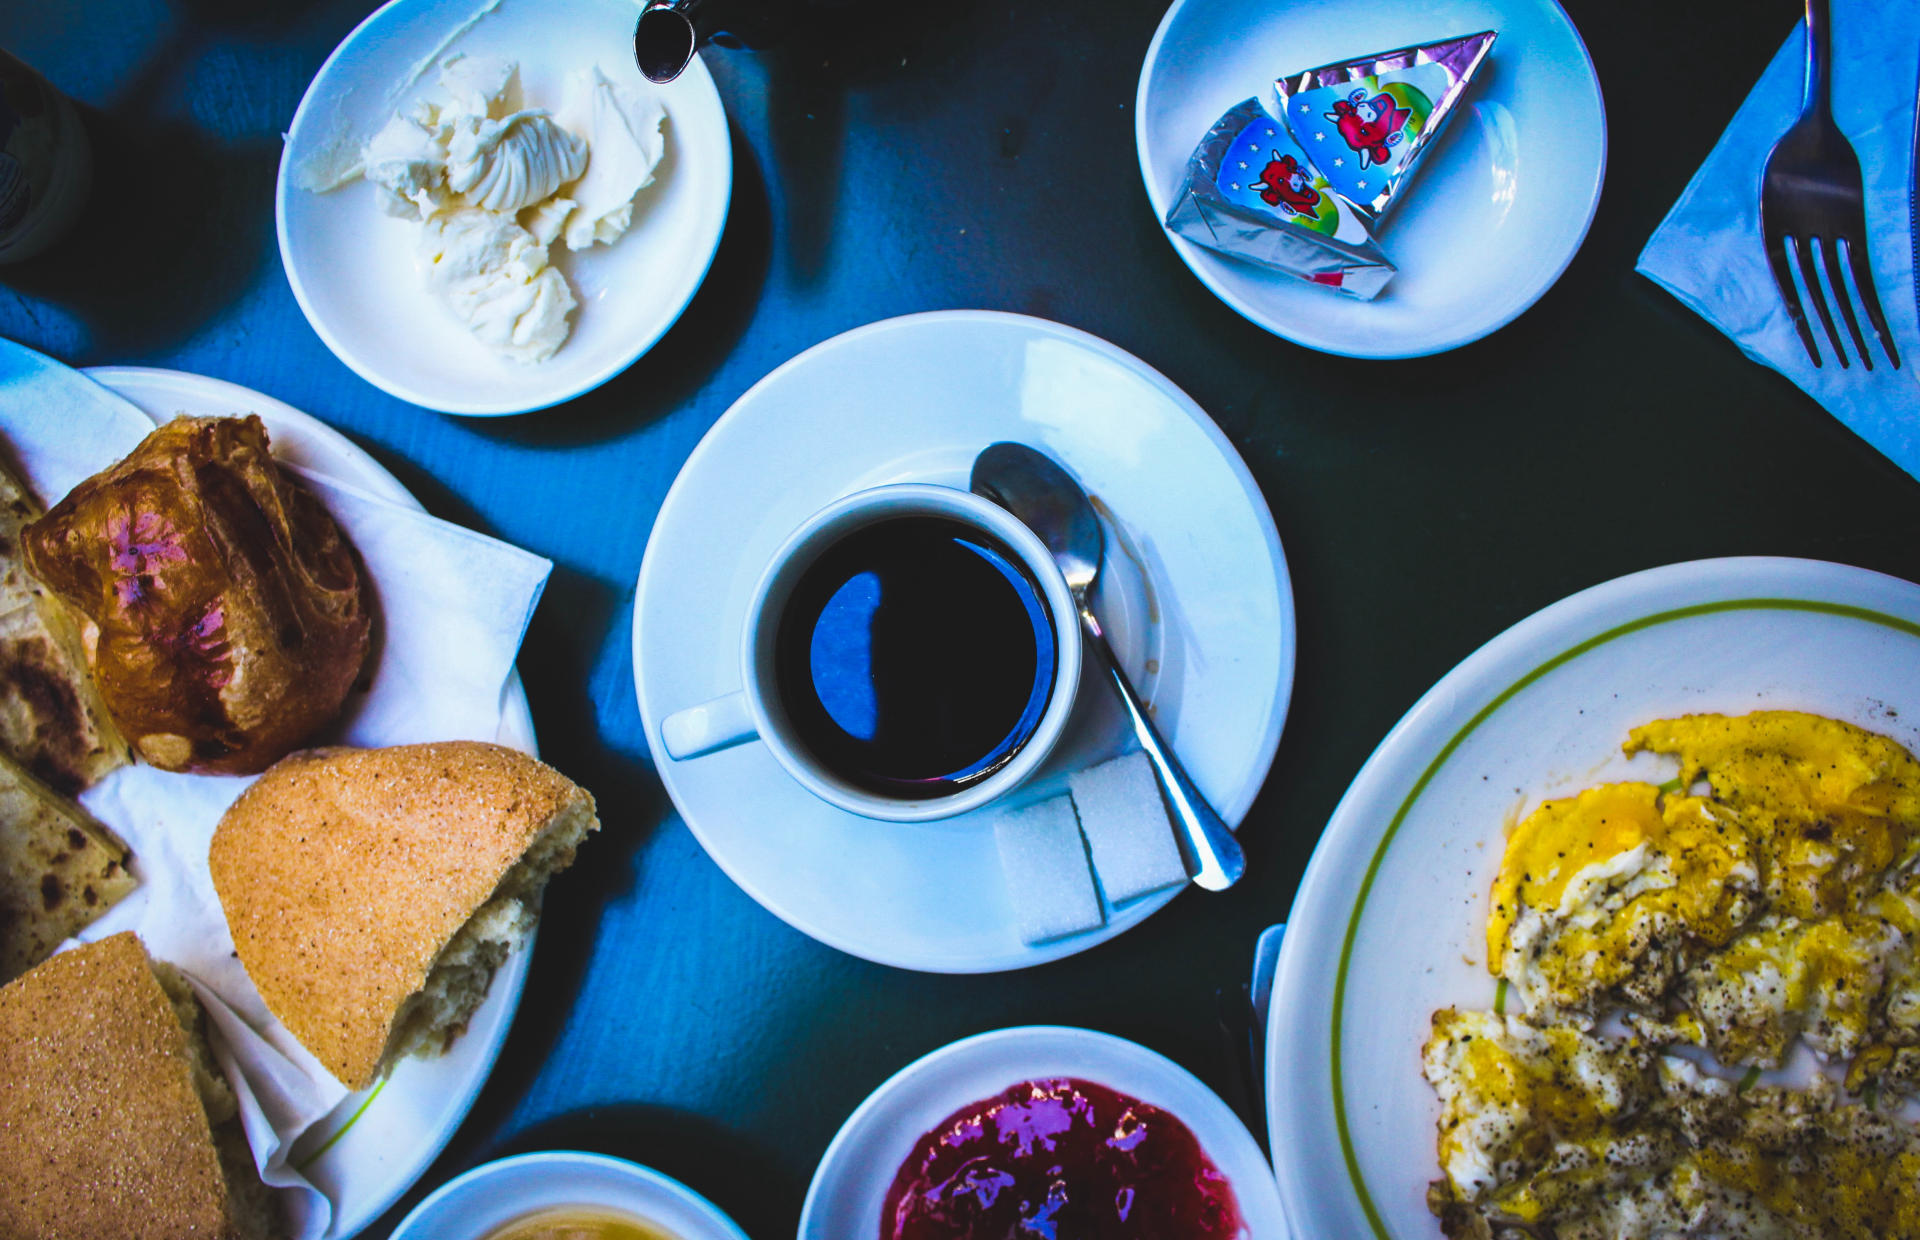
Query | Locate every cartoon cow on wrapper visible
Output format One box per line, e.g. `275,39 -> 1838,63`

1327,88 -> 1411,169
1250,152 -> 1321,217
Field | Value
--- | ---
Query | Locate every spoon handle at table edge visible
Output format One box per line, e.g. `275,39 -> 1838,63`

1078,607 -> 1246,891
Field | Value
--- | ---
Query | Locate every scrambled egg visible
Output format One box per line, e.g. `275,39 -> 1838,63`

1486,711 -> 1920,1075
1851,873 -> 1920,1094
1666,1066 -> 1920,1240
1626,712 -> 1920,921
1424,1009 -> 1661,1211
1425,1010 -> 1920,1239
1652,912 -> 1903,1066
1488,783 -> 1757,1019
1425,711 -> 1920,1239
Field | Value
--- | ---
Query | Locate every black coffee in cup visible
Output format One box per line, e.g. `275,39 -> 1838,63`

773,516 -> 1056,799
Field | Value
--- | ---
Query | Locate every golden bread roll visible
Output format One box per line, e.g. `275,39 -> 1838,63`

21,415 -> 370,774
209,741 -> 599,1090
0,932 -> 282,1240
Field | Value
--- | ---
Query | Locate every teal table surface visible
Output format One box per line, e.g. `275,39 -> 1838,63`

5,1 -> 1920,1236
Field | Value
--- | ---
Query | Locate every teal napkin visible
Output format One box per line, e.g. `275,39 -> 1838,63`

1638,0 -> 1920,482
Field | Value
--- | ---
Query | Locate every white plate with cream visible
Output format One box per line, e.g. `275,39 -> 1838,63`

1136,0 -> 1605,358
1264,557 -> 1920,1239
83,365 -> 538,1239
278,0 -> 732,415
632,311 -> 1295,972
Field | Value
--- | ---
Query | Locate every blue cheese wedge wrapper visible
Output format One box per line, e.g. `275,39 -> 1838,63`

1069,750 -> 1188,904
1275,31 -> 1496,226
1163,97 -> 1394,300
994,795 -> 1105,946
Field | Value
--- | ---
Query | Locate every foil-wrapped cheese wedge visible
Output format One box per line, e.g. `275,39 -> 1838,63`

1163,97 -> 1396,300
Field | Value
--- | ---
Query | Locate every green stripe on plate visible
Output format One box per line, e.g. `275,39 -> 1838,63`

296,1076 -> 390,1172
1329,597 -> 1920,1240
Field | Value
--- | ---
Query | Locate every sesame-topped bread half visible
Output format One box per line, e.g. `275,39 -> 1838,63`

0,452 -> 129,795
209,741 -> 600,1090
21,415 -> 370,775
0,931 -> 283,1240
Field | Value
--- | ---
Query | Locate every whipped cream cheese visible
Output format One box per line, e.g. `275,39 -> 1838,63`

363,103 -> 447,217
556,66 -> 666,251
418,207 -> 575,364
446,110 -> 585,213
296,54 -> 671,365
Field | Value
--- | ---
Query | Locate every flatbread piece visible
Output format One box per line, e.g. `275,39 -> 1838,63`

0,747 -> 135,983
0,452 -> 129,794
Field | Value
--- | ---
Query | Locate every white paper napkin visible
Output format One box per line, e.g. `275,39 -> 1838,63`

0,344 -> 552,1240
0,338 -> 154,490
1637,0 -> 1920,482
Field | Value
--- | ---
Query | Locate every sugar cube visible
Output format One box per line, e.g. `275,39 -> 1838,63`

1069,750 -> 1188,903
994,794 -> 1104,945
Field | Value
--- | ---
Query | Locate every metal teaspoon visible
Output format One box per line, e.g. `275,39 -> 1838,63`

970,442 -> 1246,891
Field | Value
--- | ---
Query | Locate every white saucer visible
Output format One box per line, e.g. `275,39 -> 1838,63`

1264,557 -> 1920,1239
1136,0 -> 1605,358
277,0 -> 732,415
799,1026 -> 1290,1239
632,311 -> 1294,973
84,365 -> 537,1240
392,1151 -> 749,1240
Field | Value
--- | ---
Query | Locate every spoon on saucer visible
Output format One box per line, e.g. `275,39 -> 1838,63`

970,442 -> 1246,891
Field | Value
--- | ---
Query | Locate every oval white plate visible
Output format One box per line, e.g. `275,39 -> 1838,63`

800,1026 -> 1289,1239
1264,557 -> 1920,1239
1136,0 -> 1605,358
277,0 -> 732,415
391,1151 -> 749,1240
86,365 -> 538,1240
632,311 -> 1295,973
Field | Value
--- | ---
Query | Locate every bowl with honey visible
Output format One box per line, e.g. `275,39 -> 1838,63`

390,1151 -> 748,1240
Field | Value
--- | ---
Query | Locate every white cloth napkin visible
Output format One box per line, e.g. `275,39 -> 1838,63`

0,343 -> 552,1240
1637,0 -> 1920,481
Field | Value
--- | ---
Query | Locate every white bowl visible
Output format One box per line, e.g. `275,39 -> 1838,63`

277,0 -> 732,415
800,1025 -> 1291,1238
389,1151 -> 750,1240
1135,0 -> 1606,358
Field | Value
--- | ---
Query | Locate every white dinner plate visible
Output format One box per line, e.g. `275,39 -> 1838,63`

391,1151 -> 749,1240
1136,0 -> 1605,357
799,1026 -> 1290,1239
85,365 -> 538,1240
633,311 -> 1295,973
1263,557 -> 1920,1239
277,0 -> 732,415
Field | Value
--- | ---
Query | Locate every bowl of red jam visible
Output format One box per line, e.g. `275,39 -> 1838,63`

800,1026 -> 1289,1240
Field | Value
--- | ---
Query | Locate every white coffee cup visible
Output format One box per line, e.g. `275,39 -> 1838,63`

659,483 -> 1082,823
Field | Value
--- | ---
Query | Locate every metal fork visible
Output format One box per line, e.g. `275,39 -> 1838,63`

1760,0 -> 1900,371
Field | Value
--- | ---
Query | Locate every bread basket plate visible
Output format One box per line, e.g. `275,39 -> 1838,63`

277,0 -> 732,416
84,366 -> 537,1239
1263,557 -> 1920,1240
